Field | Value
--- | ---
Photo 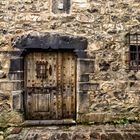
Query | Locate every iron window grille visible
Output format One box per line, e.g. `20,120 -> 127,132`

127,33 -> 140,71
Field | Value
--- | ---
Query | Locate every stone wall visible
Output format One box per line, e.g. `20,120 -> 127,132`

0,0 -> 140,126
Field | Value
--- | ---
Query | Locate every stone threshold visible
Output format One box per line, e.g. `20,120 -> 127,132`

23,119 -> 76,126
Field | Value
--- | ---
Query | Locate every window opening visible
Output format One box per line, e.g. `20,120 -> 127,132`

51,0 -> 70,14
127,33 -> 140,70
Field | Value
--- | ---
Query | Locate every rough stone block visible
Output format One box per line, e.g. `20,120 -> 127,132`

78,59 -> 94,74
10,128 -> 22,134
26,133 -> 38,140
0,135 -> 3,140
78,91 -> 89,113
72,133 -> 87,140
108,133 -> 123,140
8,72 -> 23,80
0,70 -> 6,78
84,113 -> 113,123
101,134 -> 108,140
73,0 -> 89,8
90,132 -> 101,139
13,82 -> 24,91
9,58 -> 23,72
79,83 -> 99,91
0,90 -> 9,101
80,74 -> 89,82
5,134 -> 19,140
123,133 -> 133,140
74,50 -> 87,58
0,82 -> 14,91
73,0 -> 87,2
12,90 -> 23,111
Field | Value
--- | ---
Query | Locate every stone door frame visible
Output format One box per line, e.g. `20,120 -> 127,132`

9,32 -> 88,124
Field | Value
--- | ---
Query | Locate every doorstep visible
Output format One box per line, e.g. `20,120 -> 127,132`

23,119 -> 76,126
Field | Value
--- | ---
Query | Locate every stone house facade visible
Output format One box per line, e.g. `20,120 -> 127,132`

0,0 -> 140,127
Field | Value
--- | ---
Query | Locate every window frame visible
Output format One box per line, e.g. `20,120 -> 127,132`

127,33 -> 140,71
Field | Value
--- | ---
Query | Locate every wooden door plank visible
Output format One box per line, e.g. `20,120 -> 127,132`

62,52 -> 76,119
57,52 -> 63,119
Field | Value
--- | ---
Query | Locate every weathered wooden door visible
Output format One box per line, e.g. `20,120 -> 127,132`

24,51 -> 76,120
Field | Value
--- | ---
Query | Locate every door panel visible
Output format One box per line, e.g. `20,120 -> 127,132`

62,52 -> 76,118
25,51 -> 76,120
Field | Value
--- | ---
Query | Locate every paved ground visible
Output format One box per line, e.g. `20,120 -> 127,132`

2,124 -> 140,140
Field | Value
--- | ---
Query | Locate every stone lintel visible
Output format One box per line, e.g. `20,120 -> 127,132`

12,32 -> 88,51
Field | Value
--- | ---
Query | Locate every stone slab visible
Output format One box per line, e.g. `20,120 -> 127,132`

12,32 -> 88,51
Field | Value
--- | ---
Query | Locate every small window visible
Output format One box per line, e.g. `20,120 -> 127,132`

36,61 -> 48,79
127,33 -> 140,70
51,0 -> 70,14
